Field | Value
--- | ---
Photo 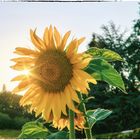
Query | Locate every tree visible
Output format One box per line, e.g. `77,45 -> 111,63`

89,21 -> 140,93
87,8 -> 140,133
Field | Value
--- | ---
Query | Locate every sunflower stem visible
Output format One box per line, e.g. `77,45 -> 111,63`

79,93 -> 93,139
69,109 -> 75,139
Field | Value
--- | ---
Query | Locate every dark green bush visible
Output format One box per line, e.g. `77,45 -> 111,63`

13,117 -> 30,129
0,91 -> 34,119
0,112 -> 13,129
0,112 -> 30,129
86,90 -> 140,134
0,90 -> 35,129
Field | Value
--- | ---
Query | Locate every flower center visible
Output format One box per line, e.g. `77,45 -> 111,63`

33,50 -> 73,92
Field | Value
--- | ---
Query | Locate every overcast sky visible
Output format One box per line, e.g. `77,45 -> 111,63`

0,2 -> 139,91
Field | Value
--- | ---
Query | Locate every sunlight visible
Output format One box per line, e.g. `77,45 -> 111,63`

22,70 -> 30,75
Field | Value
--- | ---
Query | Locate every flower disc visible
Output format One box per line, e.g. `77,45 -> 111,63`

33,50 -> 72,92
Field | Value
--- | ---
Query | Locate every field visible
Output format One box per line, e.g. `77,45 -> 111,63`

0,129 -> 139,139
0,130 -> 21,139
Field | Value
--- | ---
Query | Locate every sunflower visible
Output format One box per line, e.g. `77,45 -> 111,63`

11,25 -> 97,121
53,113 -> 85,130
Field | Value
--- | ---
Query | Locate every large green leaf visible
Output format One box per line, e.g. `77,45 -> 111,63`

85,59 -> 126,92
18,121 -> 51,139
86,47 -> 124,62
18,121 -> 68,139
86,108 -> 112,128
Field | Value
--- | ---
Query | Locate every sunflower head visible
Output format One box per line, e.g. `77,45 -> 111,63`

11,25 -> 97,121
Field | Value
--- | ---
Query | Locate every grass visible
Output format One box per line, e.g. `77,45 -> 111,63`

0,128 -> 140,139
0,129 -> 21,139
94,128 -> 140,139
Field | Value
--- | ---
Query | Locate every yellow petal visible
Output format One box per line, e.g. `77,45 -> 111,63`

14,47 -> 39,57
59,31 -> 71,51
48,25 -> 56,49
43,27 -> 49,47
66,37 -> 85,58
60,92 -> 67,116
73,70 -> 90,90
35,93 -> 46,117
20,87 -> 39,105
20,92 -> 38,106
34,31 -> 46,49
31,92 -> 43,108
11,75 -> 26,81
73,58 -> 91,69
77,37 -> 85,46
64,86 -> 76,112
12,79 -> 31,93
59,119 -> 65,130
74,69 -> 97,84
67,84 -> 80,103
30,29 -> 44,51
50,36 -> 56,49
52,93 -> 61,120
10,63 -> 33,71
54,26 -> 61,48
73,37 -> 85,53
11,57 -> 34,63
70,53 -> 83,64
66,39 -> 78,58
43,93 -> 53,121
70,77 -> 88,94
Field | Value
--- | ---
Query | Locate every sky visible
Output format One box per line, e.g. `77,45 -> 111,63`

0,2 -> 139,91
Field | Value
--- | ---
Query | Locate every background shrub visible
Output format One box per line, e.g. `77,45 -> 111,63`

0,112 -> 13,129
0,112 -> 30,129
0,87 -> 35,129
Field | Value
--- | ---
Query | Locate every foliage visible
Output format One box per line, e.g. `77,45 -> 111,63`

86,47 -> 123,62
46,131 -> 68,139
0,91 -> 21,118
0,90 -> 32,119
19,121 -> 51,139
13,117 -> 30,129
86,108 -> 112,129
0,129 -> 21,139
94,128 -> 140,139
88,21 -> 140,92
86,91 -> 140,134
86,14 -> 140,134
1,128 -> 140,139
0,89 -> 35,129
19,121 -> 68,139
85,58 -> 125,92
0,112 -> 30,129
0,112 -> 13,129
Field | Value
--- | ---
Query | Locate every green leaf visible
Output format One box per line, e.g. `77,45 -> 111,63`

86,47 -> 124,62
86,115 -> 96,129
18,121 -> 51,139
85,59 -> 126,92
46,131 -> 68,139
86,108 -> 112,128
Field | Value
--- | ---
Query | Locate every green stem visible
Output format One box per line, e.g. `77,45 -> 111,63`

69,109 -> 75,139
79,93 -> 92,139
